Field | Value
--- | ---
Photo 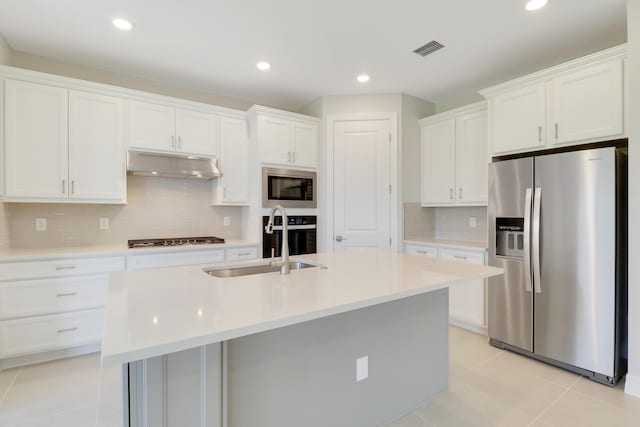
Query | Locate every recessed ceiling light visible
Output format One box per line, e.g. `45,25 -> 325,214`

112,18 -> 133,31
256,61 -> 271,71
525,0 -> 548,11
357,74 -> 370,83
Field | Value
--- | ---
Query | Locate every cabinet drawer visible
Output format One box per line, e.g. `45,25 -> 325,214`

225,247 -> 258,262
405,244 -> 438,258
0,275 -> 108,319
439,248 -> 484,265
0,309 -> 104,358
127,249 -> 225,270
0,256 -> 125,281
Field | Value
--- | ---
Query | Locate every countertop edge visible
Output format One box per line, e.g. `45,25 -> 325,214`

0,240 -> 260,263
404,239 -> 488,252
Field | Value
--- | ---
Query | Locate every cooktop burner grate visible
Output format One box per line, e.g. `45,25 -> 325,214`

128,236 -> 225,248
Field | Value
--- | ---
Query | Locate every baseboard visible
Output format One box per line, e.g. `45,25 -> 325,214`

625,373 -> 640,397
449,317 -> 487,335
0,342 -> 101,370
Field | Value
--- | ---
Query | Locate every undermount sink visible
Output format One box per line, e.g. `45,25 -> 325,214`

204,260 -> 325,278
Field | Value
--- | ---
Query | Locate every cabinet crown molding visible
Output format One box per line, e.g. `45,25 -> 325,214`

479,43 -> 627,98
0,65 -> 246,120
247,104 -> 321,124
419,100 -> 487,125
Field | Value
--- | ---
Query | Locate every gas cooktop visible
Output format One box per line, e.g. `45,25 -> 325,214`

128,236 -> 225,249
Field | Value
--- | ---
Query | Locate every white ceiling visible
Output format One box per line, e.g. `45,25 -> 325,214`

0,0 -> 627,110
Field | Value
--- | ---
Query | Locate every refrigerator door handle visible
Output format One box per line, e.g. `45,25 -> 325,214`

532,187 -> 542,293
523,188 -> 533,293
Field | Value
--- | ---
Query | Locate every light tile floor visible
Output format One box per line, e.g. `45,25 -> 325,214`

389,326 -> 640,427
1,327 -> 639,426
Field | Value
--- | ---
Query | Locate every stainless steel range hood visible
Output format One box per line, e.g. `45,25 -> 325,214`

127,150 -> 222,180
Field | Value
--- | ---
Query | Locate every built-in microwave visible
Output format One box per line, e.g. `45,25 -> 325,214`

262,167 -> 317,208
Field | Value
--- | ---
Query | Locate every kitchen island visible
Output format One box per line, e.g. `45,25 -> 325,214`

101,250 -> 502,427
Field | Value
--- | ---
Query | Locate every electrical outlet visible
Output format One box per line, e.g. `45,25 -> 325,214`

356,356 -> 368,382
469,216 -> 477,228
99,217 -> 110,230
35,218 -> 47,231
223,216 -> 231,227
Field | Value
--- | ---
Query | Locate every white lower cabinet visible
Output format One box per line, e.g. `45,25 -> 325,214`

0,309 -> 104,358
405,242 -> 487,333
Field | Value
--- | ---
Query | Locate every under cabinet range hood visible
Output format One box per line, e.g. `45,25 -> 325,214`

127,150 -> 222,180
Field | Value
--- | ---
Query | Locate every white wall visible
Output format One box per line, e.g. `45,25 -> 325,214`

0,33 -> 12,65
625,0 -> 640,397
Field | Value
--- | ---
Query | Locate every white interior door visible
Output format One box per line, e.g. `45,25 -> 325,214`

333,119 -> 391,251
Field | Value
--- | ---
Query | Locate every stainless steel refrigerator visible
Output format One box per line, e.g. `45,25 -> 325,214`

488,145 -> 627,385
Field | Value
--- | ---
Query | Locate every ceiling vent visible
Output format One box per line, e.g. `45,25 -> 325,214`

413,40 -> 445,57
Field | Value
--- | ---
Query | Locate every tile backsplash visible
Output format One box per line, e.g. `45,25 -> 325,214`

404,203 -> 487,243
1,176 -> 244,250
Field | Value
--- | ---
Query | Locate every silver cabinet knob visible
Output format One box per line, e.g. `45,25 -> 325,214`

335,235 -> 343,242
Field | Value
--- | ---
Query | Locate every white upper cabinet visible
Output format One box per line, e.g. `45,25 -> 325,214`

175,108 -> 218,156
547,60 -> 624,145
214,116 -> 249,205
421,119 -> 456,205
420,102 -> 488,207
253,107 -> 319,169
490,83 -> 546,154
128,102 -> 218,157
259,115 -> 291,165
455,111 -> 488,204
4,79 -> 69,200
127,101 -> 175,152
68,91 -> 126,202
482,45 -> 626,156
290,121 -> 317,168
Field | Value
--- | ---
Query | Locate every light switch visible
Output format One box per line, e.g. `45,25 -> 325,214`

469,216 -> 477,228
35,218 -> 47,231
223,216 -> 231,227
356,356 -> 368,382
99,217 -> 110,230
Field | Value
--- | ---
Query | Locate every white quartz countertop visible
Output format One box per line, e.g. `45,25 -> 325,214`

0,240 -> 259,262
404,239 -> 488,252
101,250 -> 503,366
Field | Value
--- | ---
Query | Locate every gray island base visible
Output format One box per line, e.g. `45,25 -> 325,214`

126,290 -> 448,427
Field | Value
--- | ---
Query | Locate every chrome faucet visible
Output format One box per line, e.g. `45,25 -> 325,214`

265,205 -> 290,274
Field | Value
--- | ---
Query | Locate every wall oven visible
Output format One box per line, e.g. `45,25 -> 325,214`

262,216 -> 317,258
262,168 -> 317,209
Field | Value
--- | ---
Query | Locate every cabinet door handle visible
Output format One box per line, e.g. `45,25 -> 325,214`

538,126 -> 542,142
62,179 -> 66,194
554,123 -> 558,139
177,136 -> 182,149
449,188 -> 454,200
237,252 -> 251,256
171,135 -> 175,148
454,255 -> 468,260
459,188 -> 463,199
71,180 -> 75,195
416,250 -> 427,254
55,265 -> 76,271
292,152 -> 296,163
56,292 -> 78,298
288,151 -> 291,163
57,327 -> 78,334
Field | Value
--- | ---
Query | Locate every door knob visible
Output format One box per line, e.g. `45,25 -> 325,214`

335,235 -> 343,242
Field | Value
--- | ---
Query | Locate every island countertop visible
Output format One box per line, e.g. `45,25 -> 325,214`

101,250 -> 502,365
